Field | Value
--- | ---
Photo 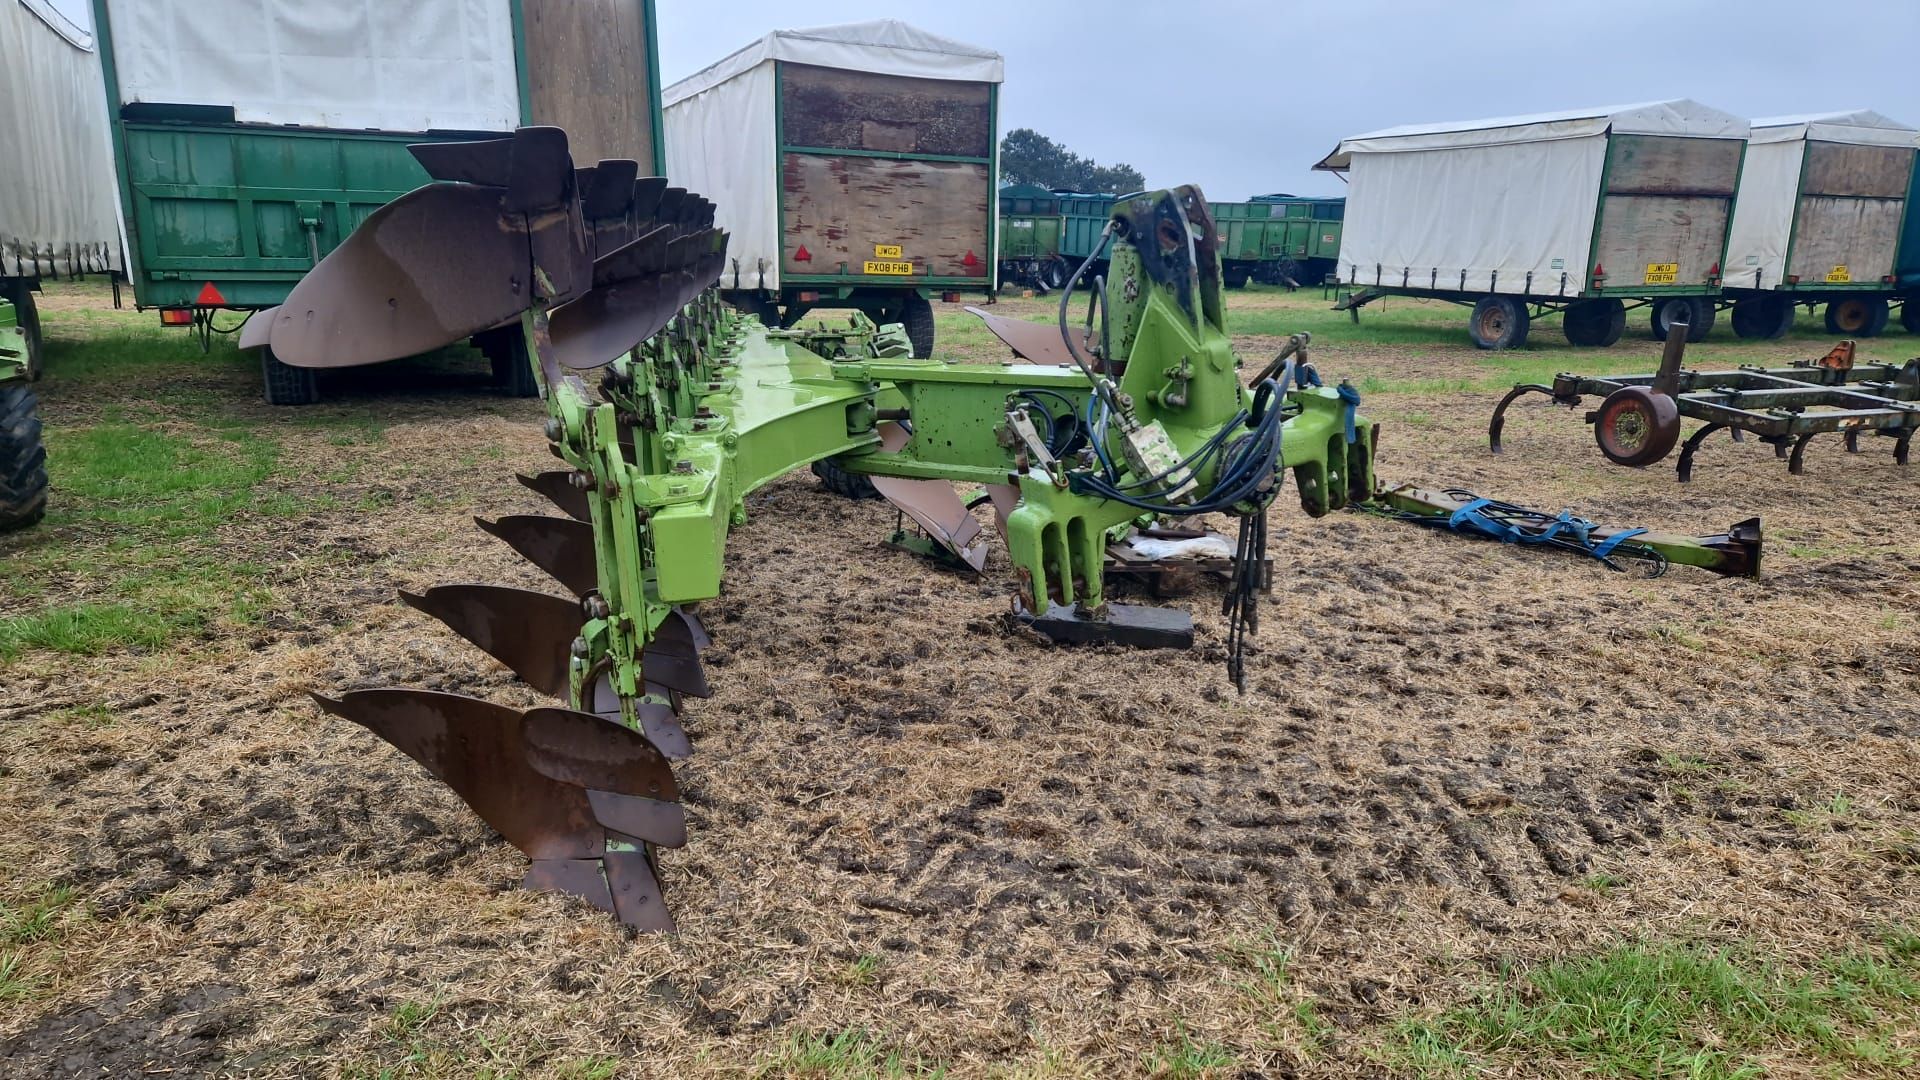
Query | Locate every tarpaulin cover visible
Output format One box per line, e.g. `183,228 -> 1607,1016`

1723,111 -> 1920,291
1317,101 -> 1747,296
663,20 -> 1003,292
102,0 -> 520,133
1,0 -> 125,277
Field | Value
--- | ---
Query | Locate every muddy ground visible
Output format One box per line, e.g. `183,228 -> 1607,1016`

2,286 -> 1917,1077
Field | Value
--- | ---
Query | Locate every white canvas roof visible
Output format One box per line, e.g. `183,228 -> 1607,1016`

664,19 -> 1003,106
1748,110 -> 1919,147
1315,99 -> 1747,169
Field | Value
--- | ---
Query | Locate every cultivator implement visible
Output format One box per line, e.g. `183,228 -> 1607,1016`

1490,332 -> 1920,480
283,126 -> 1377,928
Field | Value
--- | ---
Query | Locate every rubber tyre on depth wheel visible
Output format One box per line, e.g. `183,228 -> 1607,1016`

1593,385 -> 1682,467
1562,298 -> 1626,347
900,292 -> 936,358
2,282 -> 42,380
0,379 -> 48,531
810,456 -> 880,499
1650,296 -> 1714,343
476,326 -> 539,397
260,346 -> 320,406
1730,296 -> 1794,340
1468,295 -> 1530,350
1824,295 -> 1889,338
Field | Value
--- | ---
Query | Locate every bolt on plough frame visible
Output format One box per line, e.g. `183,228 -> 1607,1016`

1490,331 -> 1920,480
261,125 -> 1387,928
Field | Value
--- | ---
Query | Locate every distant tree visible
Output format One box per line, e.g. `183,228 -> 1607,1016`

1000,128 -> 1145,194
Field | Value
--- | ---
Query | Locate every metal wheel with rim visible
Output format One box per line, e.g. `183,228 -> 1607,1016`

1593,385 -> 1681,467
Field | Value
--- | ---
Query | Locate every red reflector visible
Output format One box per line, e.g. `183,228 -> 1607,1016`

794,245 -> 812,263
1883,274 -> 1896,284
961,250 -> 980,268
1708,262 -> 1720,277
194,281 -> 227,305
159,308 -> 193,326
796,291 -> 818,303
1786,274 -> 1800,284
1592,263 -> 1605,278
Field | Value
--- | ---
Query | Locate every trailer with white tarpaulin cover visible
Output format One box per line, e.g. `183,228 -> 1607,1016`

664,19 -> 1003,357
1720,111 -> 1919,340
1,0 -> 127,379
1315,100 -> 1749,349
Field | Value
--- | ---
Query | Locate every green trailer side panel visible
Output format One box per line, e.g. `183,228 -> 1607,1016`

120,125 -> 449,309
1309,221 -> 1342,260
1058,194 -> 1116,262
1900,160 -> 1920,291
999,214 -> 1060,260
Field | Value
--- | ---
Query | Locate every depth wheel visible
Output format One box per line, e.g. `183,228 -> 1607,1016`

811,456 -> 880,500
1469,295 -> 1530,350
1825,296 -> 1889,337
1594,386 -> 1681,467
1562,298 -> 1626,347
0,379 -> 48,531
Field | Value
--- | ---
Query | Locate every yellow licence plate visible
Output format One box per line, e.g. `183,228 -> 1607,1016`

1826,265 -> 1851,283
873,244 -> 903,258
1644,262 -> 1679,285
864,260 -> 914,276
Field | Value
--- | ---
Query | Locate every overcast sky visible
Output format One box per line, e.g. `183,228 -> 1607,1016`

660,0 -> 1920,200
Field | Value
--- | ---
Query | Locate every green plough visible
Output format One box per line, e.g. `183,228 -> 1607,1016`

278,127 -> 1750,929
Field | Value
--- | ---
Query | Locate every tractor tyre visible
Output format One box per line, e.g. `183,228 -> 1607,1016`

810,455 -> 880,500
901,292 -> 936,358
477,326 -> 539,397
1593,385 -> 1681,467
0,379 -> 48,531
1468,295 -> 1530,350
1825,295 -> 1889,338
260,346 -> 320,406
1731,296 -> 1794,340
1562,298 -> 1627,347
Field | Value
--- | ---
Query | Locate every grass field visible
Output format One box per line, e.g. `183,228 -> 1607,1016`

2,280 -> 1918,1077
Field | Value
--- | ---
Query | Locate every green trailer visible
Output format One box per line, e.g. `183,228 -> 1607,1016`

1720,112 -> 1919,339
1057,192 -> 1118,281
664,22 -> 1004,357
91,0 -> 666,404
1902,159 -> 1920,331
997,183 -> 1067,291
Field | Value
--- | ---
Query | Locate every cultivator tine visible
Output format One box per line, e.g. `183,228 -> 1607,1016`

475,515 -> 597,596
517,471 -> 591,521
399,584 -> 580,698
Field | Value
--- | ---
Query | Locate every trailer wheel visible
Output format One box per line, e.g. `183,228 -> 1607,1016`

1044,261 -> 1068,291
1562,298 -> 1626,347
1650,297 -> 1713,343
1903,297 -> 1920,335
475,326 -> 539,398
1469,296 -> 1529,350
901,293 -> 936,358
0,378 -> 48,531
1223,267 -> 1250,289
1731,296 -> 1794,340
1824,296 -> 1889,337
2,283 -> 42,380
1594,385 -> 1681,467
260,346 -> 320,406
